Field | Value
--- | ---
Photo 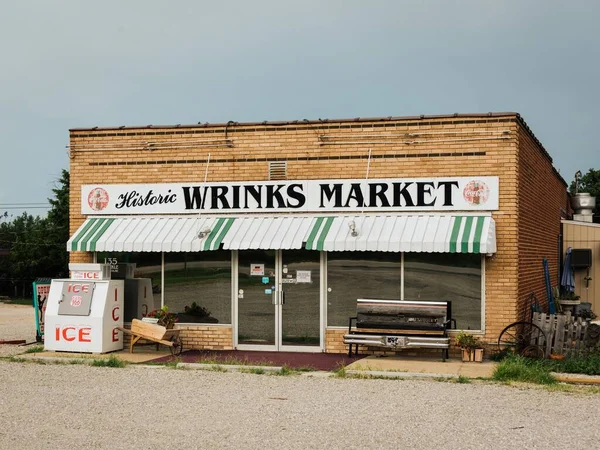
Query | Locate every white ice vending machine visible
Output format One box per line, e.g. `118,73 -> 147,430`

45,264 -> 124,353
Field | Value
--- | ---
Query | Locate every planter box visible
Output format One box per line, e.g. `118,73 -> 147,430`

461,348 -> 484,363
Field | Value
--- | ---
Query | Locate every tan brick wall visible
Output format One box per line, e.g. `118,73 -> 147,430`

516,123 -> 570,323
325,328 -> 347,354
120,324 -> 232,351
67,114 -> 565,348
177,325 -> 233,350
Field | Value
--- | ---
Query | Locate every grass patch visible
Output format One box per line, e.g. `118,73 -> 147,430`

196,355 -> 275,367
23,345 -> 44,354
547,354 -> 600,376
332,362 -> 347,378
68,359 -> 87,365
492,355 -> 556,385
239,367 -> 266,375
456,375 -> 472,384
162,358 -> 182,369
544,383 -> 600,395
293,366 -> 315,372
90,355 -> 127,368
272,365 -> 296,376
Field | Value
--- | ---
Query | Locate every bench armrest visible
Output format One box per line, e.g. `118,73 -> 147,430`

348,316 -> 358,333
445,318 -> 457,330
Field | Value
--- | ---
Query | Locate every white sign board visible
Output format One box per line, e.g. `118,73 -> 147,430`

250,264 -> 265,276
82,177 -> 499,215
296,270 -> 312,284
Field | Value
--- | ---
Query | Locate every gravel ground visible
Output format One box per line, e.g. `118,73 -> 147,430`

0,304 -> 36,357
3,302 -> 600,450
1,361 -> 600,450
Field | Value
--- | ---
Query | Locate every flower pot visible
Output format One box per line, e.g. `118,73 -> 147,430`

461,348 -> 484,362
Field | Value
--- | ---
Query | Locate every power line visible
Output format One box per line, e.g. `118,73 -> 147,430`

0,206 -> 50,209
0,203 -> 49,206
0,239 -> 65,247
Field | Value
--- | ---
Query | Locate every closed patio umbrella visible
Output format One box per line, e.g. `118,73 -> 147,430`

561,247 -> 575,293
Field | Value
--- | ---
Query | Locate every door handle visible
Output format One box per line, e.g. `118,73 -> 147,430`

272,290 -> 277,305
281,290 -> 285,305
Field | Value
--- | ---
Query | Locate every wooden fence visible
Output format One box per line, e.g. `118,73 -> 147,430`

532,312 -> 600,358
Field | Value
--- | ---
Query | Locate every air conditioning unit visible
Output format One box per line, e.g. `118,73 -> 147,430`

571,249 -> 592,269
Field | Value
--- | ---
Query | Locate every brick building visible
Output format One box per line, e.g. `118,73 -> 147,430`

66,112 -> 570,353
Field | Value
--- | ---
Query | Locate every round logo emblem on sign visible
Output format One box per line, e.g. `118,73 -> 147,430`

463,180 -> 489,206
88,188 -> 109,211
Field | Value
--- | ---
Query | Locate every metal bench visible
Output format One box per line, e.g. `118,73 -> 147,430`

343,299 -> 455,361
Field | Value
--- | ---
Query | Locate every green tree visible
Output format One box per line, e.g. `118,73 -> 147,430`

569,168 -> 600,215
0,170 -> 69,297
45,169 -> 70,277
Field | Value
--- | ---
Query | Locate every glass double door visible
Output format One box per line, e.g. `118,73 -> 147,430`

237,250 -> 321,352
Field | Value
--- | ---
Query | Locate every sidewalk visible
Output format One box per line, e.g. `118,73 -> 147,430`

17,348 -> 495,379
19,347 -> 172,364
345,354 -> 496,379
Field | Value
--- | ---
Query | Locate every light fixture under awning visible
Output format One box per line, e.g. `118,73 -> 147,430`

67,214 -> 496,254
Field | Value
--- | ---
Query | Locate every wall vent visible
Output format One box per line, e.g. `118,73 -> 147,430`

269,161 -> 287,180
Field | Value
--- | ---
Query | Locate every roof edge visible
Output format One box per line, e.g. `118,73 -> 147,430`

514,114 -> 568,187
69,112 -> 519,132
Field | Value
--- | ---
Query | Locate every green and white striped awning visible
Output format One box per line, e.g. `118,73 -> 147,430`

67,217 -> 235,252
68,214 -> 496,254
301,214 -> 496,253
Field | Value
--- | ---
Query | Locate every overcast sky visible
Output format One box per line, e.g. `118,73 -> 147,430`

1,0 -> 598,219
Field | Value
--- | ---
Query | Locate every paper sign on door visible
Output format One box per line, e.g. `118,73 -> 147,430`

250,264 -> 265,276
296,270 -> 311,283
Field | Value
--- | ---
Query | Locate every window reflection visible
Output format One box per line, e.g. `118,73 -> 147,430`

404,253 -> 481,330
163,251 -> 232,324
327,252 -> 401,327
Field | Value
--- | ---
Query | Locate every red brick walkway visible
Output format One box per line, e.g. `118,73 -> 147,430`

151,350 -> 365,371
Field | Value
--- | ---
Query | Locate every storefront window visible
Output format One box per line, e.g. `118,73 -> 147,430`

404,253 -> 482,330
327,252 -> 401,327
163,251 -> 232,324
97,252 -> 162,282
96,252 -> 162,322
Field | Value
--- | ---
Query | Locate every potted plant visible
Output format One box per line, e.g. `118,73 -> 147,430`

145,306 -> 178,329
454,331 -> 484,362
177,302 -> 218,324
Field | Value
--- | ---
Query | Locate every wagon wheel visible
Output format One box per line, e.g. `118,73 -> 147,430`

498,321 -> 546,359
169,336 -> 183,356
520,344 -> 545,359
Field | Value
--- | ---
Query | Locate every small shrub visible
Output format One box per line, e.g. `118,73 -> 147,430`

184,302 -> 211,317
454,331 -> 482,350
